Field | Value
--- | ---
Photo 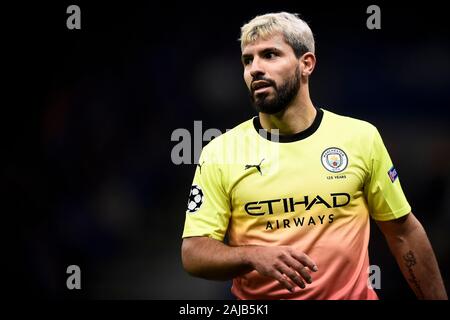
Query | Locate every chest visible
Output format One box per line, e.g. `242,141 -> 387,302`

229,143 -> 367,215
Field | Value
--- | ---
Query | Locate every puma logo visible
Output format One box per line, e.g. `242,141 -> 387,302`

197,161 -> 205,174
245,158 -> 265,175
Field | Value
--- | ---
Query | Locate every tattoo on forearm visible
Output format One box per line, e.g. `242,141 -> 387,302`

402,250 -> 424,299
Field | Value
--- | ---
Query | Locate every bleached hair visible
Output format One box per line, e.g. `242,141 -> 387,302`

239,12 -> 315,57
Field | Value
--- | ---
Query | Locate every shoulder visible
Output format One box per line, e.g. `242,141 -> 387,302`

322,108 -> 379,137
200,118 -> 255,157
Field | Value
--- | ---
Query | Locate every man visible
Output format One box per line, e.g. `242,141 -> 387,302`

181,12 -> 447,299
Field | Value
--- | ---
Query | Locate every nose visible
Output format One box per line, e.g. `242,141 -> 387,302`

249,57 -> 265,78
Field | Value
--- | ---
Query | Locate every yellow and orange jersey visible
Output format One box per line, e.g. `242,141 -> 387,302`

182,108 -> 411,300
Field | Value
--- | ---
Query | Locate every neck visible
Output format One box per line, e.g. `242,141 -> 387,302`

259,85 -> 316,135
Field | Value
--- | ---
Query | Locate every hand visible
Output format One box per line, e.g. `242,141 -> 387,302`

242,246 -> 318,292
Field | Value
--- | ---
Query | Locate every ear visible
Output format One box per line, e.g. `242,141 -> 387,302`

300,52 -> 316,76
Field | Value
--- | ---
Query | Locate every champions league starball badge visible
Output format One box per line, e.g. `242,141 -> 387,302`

187,185 -> 204,213
321,147 -> 348,173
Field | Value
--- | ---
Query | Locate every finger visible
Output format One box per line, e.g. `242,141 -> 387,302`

297,266 -> 313,284
283,256 -> 313,284
276,265 -> 306,289
272,270 -> 296,292
292,252 -> 318,272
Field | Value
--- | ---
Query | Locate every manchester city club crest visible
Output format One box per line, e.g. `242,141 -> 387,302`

321,147 -> 348,173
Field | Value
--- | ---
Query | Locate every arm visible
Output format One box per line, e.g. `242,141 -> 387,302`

376,212 -> 448,299
181,236 -> 318,292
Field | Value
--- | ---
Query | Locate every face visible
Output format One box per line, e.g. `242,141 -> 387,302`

242,33 -> 301,114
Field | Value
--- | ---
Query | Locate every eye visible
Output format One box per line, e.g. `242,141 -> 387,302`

264,52 -> 277,59
242,57 -> 253,66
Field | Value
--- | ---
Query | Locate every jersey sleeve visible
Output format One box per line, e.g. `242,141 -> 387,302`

364,127 -> 411,221
182,144 -> 231,241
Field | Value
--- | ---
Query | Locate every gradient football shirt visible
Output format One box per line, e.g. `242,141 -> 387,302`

182,108 -> 411,300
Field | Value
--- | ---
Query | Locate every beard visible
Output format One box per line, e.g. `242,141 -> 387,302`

249,65 -> 301,115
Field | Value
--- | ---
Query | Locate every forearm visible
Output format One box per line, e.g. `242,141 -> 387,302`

182,237 -> 319,291
181,236 -> 253,280
383,217 -> 447,299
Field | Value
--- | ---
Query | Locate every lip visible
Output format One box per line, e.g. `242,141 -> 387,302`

254,86 -> 272,94
251,80 -> 272,91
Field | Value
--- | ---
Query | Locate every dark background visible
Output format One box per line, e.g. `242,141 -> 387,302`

4,1 -> 449,299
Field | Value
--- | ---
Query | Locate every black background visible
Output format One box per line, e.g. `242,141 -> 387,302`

4,1 -> 450,299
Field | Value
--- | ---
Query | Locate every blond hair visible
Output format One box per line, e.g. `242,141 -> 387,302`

239,12 -> 315,57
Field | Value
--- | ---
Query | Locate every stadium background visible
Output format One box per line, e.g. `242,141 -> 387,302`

4,1 -> 449,299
